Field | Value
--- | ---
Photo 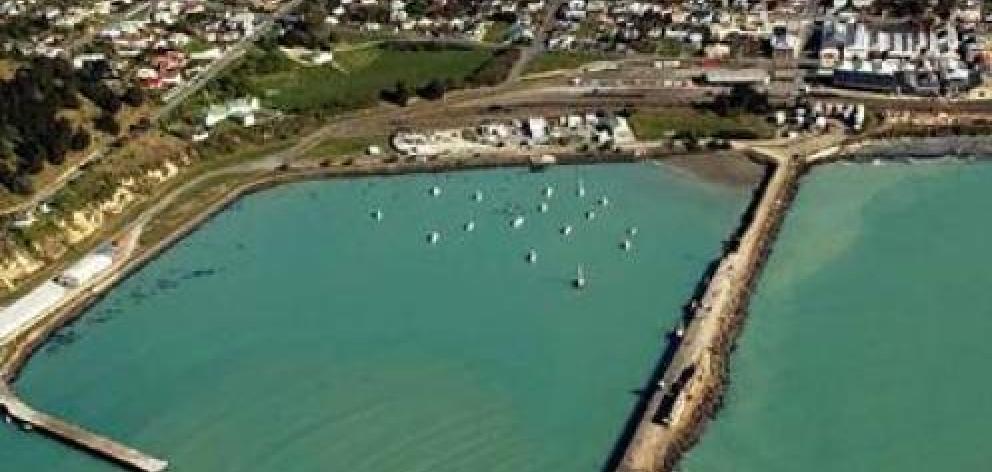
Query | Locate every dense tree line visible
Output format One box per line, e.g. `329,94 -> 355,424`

0,57 -> 135,194
697,84 -> 772,117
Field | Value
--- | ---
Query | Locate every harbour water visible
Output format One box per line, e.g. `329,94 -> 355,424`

685,162 -> 992,471
0,163 -> 753,472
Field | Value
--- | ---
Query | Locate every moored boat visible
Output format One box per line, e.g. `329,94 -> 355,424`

572,265 -> 586,289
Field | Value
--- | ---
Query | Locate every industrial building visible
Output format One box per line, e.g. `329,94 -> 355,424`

817,18 -> 978,95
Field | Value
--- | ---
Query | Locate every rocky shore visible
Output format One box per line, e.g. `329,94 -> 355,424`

838,135 -> 992,162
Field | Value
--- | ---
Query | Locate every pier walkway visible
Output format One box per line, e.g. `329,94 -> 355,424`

616,154 -> 802,472
0,381 -> 168,472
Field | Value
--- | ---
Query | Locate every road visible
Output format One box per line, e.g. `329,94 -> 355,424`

505,0 -> 565,82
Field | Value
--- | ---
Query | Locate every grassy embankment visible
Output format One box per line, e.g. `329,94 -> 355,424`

523,51 -> 612,74
629,108 -> 777,140
301,136 -> 388,161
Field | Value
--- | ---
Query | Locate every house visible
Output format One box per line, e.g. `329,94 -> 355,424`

190,47 -> 223,61
704,43 -> 731,59
526,117 -> 549,143
151,50 -> 186,71
72,53 -> 106,69
205,97 -> 261,127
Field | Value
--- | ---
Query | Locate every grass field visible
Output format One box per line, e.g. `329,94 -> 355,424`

245,46 -> 494,113
523,51 -> 611,74
302,135 -> 387,160
629,108 -> 776,140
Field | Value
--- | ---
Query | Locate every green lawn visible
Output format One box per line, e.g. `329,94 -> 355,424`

182,37 -> 212,54
629,108 -> 776,140
246,46 -> 494,113
523,51 -> 611,74
302,135 -> 387,160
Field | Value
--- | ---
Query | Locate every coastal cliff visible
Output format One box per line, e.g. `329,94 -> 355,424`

0,150 -> 189,295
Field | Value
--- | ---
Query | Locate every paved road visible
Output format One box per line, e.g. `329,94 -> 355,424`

505,0 -> 565,82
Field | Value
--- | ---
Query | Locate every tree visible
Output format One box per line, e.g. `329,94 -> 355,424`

94,113 -> 120,135
707,84 -> 771,117
303,1 -> 328,31
122,86 -> 145,107
79,80 -> 122,113
70,129 -> 91,151
381,80 -> 411,106
417,78 -> 447,100
405,0 -> 429,17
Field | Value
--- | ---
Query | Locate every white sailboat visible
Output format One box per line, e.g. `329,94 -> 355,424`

526,249 -> 538,264
429,185 -> 442,197
512,216 -> 525,228
371,209 -> 383,221
539,202 -> 549,213
585,210 -> 596,221
627,226 -> 639,236
572,265 -> 586,289
621,239 -> 632,251
561,225 -> 573,236
577,179 -> 586,197
465,221 -> 476,232
427,231 -> 440,244
473,190 -> 483,201
543,186 -> 554,198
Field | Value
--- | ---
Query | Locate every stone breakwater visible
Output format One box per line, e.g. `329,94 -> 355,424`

613,155 -> 804,472
837,135 -> 992,162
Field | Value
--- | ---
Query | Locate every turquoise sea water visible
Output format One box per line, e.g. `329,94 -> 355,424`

0,163 -> 752,472
686,163 -> 992,471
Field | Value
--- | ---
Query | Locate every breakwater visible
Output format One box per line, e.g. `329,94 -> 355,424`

0,382 -> 168,471
613,155 -> 804,472
684,160 -> 992,471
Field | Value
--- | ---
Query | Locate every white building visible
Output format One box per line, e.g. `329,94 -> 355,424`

205,97 -> 260,127
56,253 -> 113,288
